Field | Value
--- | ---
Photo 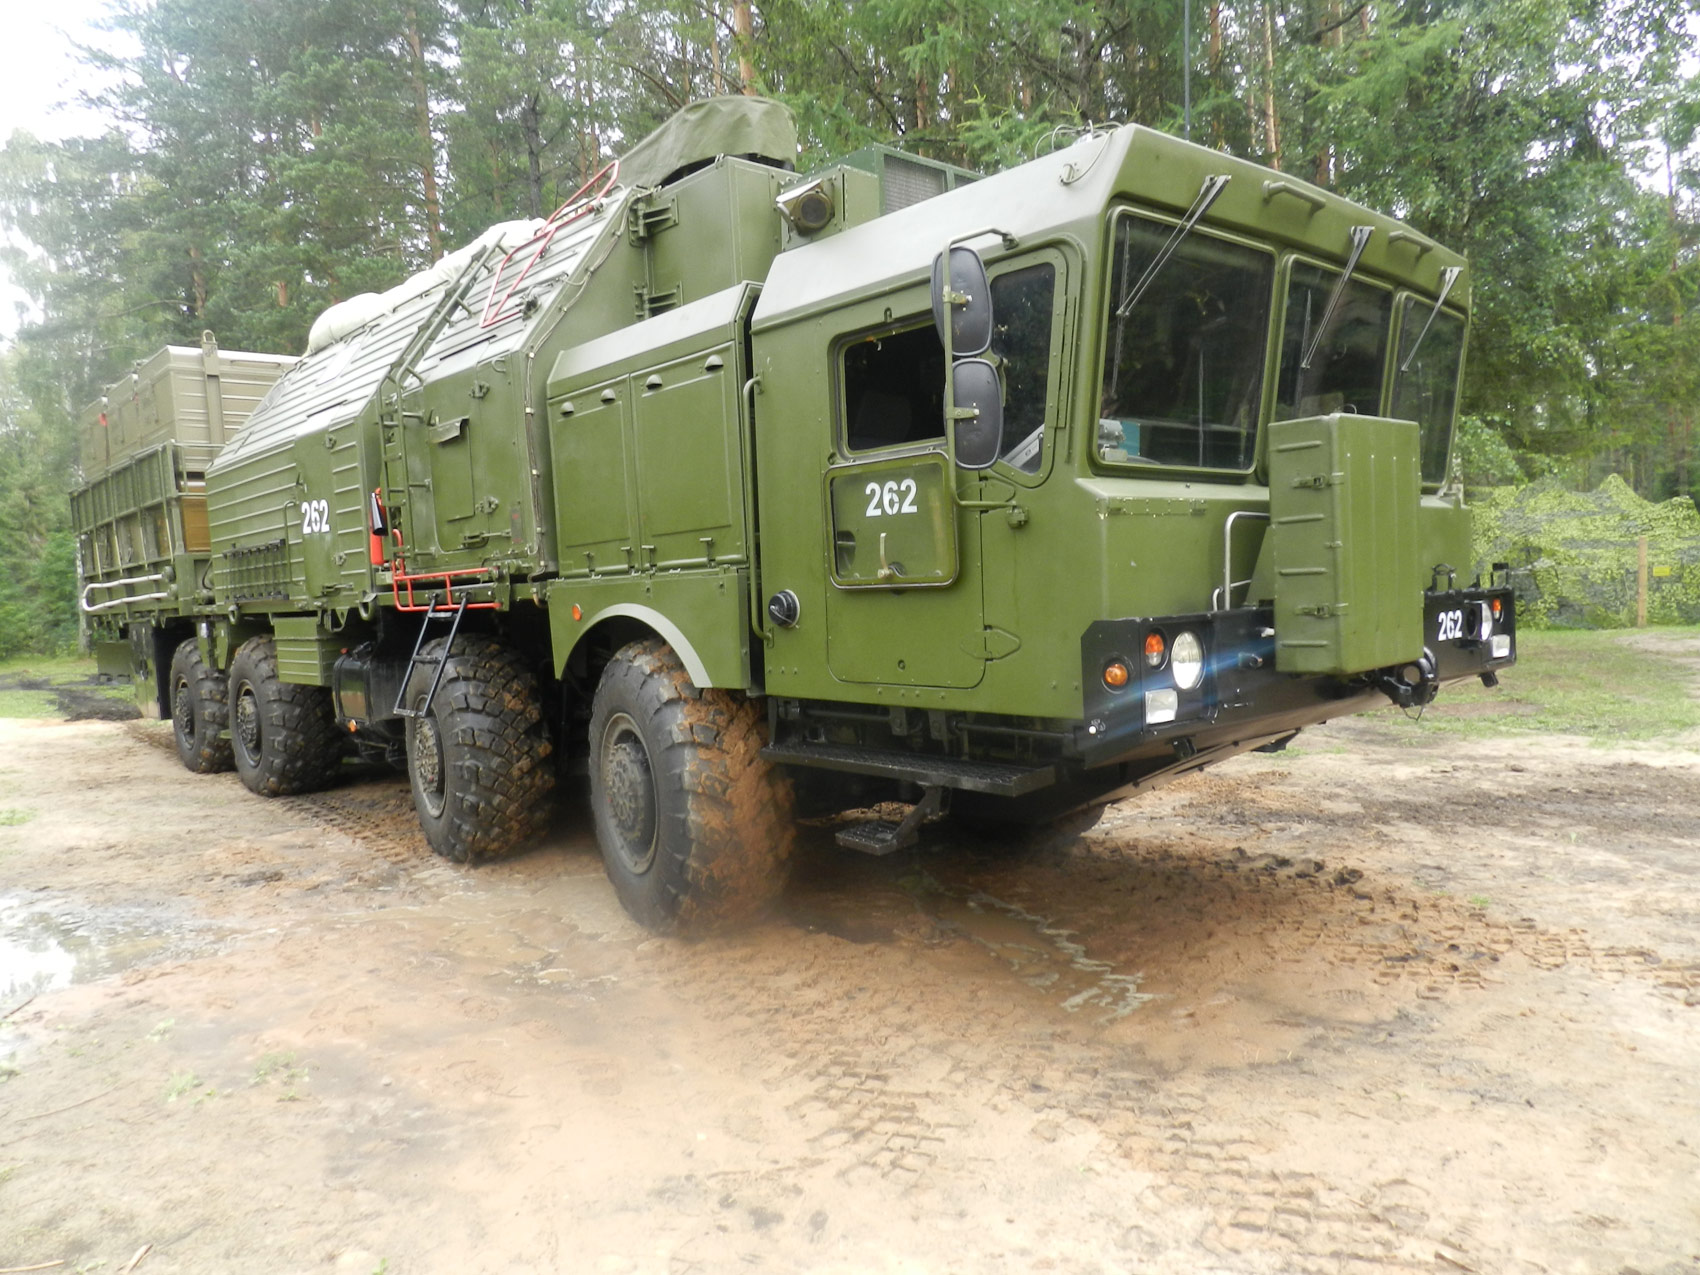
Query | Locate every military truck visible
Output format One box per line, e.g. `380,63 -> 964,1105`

73,335 -> 297,691
75,96 -> 1515,934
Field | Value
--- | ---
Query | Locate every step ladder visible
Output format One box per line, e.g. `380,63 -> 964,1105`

393,595 -> 470,719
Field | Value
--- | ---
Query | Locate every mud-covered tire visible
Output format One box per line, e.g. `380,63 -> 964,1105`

405,635 -> 555,864
228,636 -> 345,797
589,638 -> 795,935
169,638 -> 233,774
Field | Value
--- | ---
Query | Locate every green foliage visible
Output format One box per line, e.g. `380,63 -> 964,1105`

0,0 -> 1695,655
1471,475 -> 1700,627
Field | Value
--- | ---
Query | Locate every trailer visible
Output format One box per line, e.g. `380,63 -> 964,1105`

74,96 -> 1515,933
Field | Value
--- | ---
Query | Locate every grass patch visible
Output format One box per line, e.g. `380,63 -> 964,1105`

0,691 -> 60,719
1368,626 -> 1700,744
0,809 -> 33,826
0,655 -> 136,722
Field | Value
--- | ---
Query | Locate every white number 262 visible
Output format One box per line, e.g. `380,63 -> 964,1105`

863,478 -> 919,518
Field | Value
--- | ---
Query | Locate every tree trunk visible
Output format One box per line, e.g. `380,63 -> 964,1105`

1209,1 -> 1224,146
709,3 -> 727,95
404,3 -> 444,261
1312,0 -> 1340,187
521,94 -> 546,219
188,243 -> 207,318
1262,0 -> 1282,171
733,3 -> 756,94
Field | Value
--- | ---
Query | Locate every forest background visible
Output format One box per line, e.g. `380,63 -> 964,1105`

0,0 -> 1696,653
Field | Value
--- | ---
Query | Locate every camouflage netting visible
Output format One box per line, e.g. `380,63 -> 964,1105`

1469,475 -> 1700,628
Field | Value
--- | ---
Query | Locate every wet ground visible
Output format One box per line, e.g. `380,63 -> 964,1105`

1,712 -> 1698,1274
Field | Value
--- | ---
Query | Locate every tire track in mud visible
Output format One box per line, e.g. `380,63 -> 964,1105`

637,775 -> 1698,1273
295,775 -> 430,866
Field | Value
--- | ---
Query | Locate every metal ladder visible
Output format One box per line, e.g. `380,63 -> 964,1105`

393,595 -> 470,719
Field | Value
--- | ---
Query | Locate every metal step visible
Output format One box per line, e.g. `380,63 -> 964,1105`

834,820 -> 909,855
833,785 -> 944,856
761,740 -> 1054,797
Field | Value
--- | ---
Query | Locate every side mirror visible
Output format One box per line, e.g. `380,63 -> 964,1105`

931,246 -> 992,357
951,359 -> 1003,470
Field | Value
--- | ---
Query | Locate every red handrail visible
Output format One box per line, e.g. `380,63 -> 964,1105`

479,161 -> 621,329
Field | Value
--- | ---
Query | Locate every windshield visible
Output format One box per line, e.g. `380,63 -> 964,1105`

1275,263 -> 1392,420
1098,213 -> 1274,471
1391,299 -> 1465,484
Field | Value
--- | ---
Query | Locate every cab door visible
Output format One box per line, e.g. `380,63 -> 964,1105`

821,255 -> 1066,690
824,447 -> 986,688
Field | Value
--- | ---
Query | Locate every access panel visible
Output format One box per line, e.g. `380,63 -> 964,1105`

1268,413 -> 1422,675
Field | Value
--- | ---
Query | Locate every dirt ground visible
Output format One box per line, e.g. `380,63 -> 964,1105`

1,694 -> 1698,1273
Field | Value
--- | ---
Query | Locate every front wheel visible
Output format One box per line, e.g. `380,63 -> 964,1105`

169,638 -> 232,774
228,637 -> 345,797
405,635 -> 555,863
589,639 -> 795,935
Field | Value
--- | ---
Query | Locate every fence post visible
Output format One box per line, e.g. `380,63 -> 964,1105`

1637,535 -> 1648,628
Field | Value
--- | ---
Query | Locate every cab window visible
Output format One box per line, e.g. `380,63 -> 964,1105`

1098,212 -> 1274,472
841,262 -> 1059,474
1275,262 -> 1393,421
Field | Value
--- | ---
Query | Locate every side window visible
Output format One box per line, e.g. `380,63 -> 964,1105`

987,263 -> 1056,474
843,325 -> 946,452
841,259 -> 1059,473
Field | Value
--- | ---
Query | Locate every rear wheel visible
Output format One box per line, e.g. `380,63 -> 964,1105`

405,635 -> 554,863
169,638 -> 232,774
589,639 -> 794,935
228,636 -> 345,797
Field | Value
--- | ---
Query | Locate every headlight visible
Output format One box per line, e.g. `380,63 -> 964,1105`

1171,630 -> 1205,690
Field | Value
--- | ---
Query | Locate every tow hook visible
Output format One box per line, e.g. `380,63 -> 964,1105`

1373,647 -> 1439,709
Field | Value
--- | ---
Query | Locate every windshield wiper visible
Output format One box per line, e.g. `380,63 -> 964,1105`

1299,224 -> 1374,370
1399,265 -> 1462,372
1114,174 -> 1231,317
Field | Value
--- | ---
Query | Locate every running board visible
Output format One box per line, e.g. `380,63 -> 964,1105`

761,740 -> 1055,797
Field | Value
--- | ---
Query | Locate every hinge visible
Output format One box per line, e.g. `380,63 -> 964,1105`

629,196 -> 679,241
1291,472 -> 1343,489
633,282 -> 683,319
961,626 -> 1022,661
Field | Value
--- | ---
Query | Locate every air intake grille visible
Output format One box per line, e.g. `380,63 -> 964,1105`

883,156 -> 949,213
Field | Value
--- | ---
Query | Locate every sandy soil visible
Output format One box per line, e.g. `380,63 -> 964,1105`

1,697 -> 1697,1274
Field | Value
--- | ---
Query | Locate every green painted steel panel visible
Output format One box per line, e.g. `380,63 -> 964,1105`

632,345 -> 742,567
547,569 -> 751,689
1268,414 -> 1421,675
272,615 -> 337,686
78,337 -> 294,481
551,379 -> 635,572
825,453 -> 957,587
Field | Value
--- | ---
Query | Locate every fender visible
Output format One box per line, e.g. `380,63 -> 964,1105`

547,572 -> 753,690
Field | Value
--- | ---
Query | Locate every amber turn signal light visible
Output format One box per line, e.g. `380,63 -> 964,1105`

1103,661 -> 1130,690
1490,597 -> 1503,620
1143,631 -> 1166,667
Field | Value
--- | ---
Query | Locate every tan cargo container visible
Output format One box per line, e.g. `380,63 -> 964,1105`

78,331 -> 296,481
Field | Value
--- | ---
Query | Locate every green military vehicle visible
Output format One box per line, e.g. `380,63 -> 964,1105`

75,96 -> 1515,934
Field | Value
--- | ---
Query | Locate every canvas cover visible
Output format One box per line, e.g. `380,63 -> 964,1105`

619,95 -> 797,189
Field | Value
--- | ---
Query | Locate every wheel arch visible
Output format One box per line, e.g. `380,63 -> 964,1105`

561,604 -> 719,689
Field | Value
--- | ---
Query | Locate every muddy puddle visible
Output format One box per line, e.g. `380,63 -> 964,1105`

0,895 -> 221,1009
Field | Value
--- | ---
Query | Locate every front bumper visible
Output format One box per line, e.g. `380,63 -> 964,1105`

1077,585 -> 1516,770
